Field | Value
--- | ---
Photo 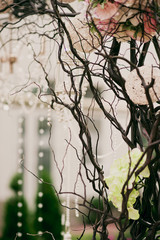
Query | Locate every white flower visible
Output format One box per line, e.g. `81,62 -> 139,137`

125,66 -> 160,105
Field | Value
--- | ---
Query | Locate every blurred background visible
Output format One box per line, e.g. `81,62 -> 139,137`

0,3 -> 158,239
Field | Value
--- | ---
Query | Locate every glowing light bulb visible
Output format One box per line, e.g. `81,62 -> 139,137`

38,217 -> 43,222
39,152 -> 44,158
38,203 -> 43,208
17,222 -> 22,227
38,192 -> 43,197
17,232 -> 22,237
17,202 -> 23,208
38,165 -> 44,171
17,212 -> 22,217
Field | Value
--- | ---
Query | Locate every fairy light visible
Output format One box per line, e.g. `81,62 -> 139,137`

17,179 -> 23,185
37,105 -> 53,235
38,203 -> 43,208
39,128 -> 45,135
17,116 -> 25,239
17,232 -> 22,237
38,217 -> 43,222
18,191 -> 23,196
17,212 -> 23,217
36,106 -> 52,234
17,222 -> 22,227
37,113 -> 45,235
39,152 -> 44,158
75,197 -> 79,218
38,165 -> 44,171
61,211 -> 65,226
38,192 -> 43,197
47,102 -> 52,126
17,202 -> 23,208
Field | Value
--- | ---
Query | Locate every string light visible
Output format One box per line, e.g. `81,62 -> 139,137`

17,116 -> 25,239
37,106 -> 52,234
17,222 -> 22,227
38,217 -> 43,222
38,192 -> 43,197
36,108 -> 52,234
38,203 -> 43,208
38,165 -> 44,171
39,152 -> 44,158
17,202 -> 23,208
75,197 -> 79,218
37,113 -> 45,234
47,102 -> 52,126
18,191 -> 23,196
17,212 -> 23,217
17,232 -> 22,237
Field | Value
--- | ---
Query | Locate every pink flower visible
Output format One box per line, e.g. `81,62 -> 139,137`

94,18 -> 117,36
108,236 -> 114,240
94,2 -> 119,20
143,9 -> 156,35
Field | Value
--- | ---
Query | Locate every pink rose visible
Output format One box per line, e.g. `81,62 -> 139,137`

94,2 -> 119,20
108,236 -> 114,240
143,10 -> 156,35
94,18 -> 117,36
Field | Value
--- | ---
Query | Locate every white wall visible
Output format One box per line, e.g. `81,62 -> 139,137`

0,109 -> 19,201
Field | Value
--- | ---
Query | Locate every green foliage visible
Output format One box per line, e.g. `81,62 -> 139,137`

33,171 -> 63,240
10,173 -> 23,193
1,171 -> 63,240
1,173 -> 32,240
